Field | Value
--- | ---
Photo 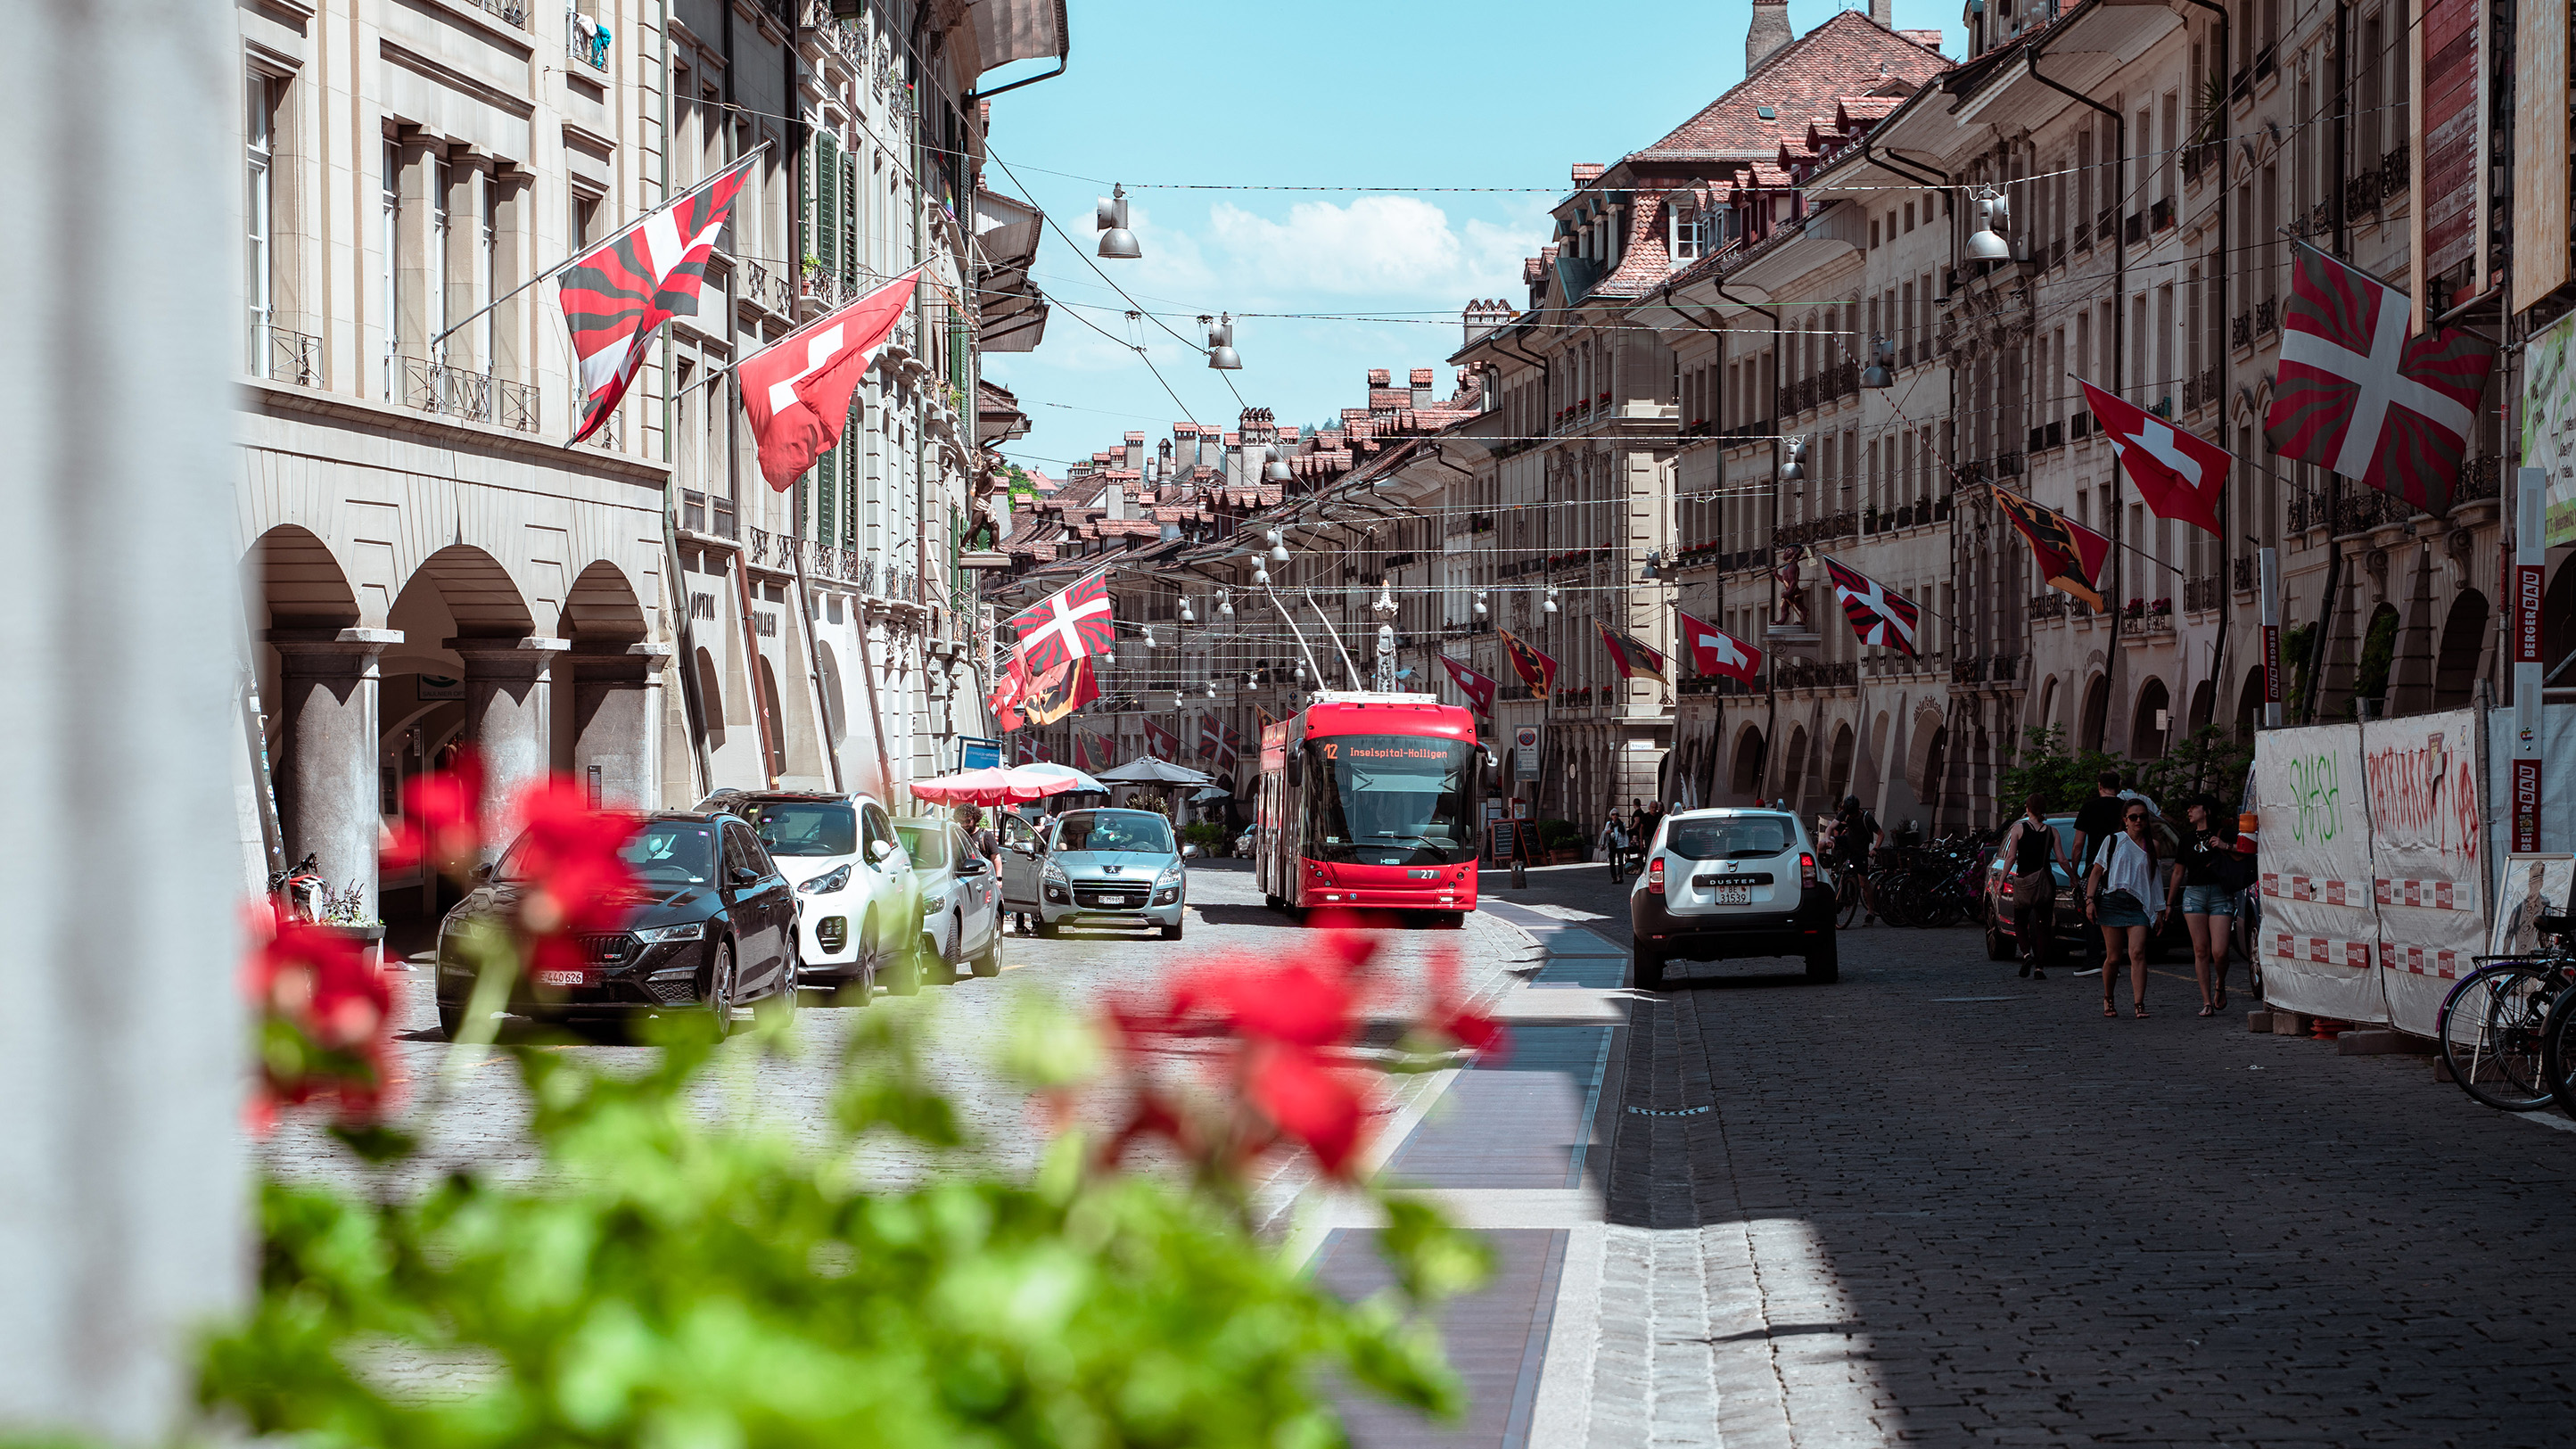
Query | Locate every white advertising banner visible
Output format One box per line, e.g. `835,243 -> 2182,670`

2252,721 -> 2387,1025
2357,709 -> 2488,1037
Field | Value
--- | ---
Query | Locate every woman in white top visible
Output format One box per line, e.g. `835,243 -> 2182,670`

2085,802 -> 2177,1017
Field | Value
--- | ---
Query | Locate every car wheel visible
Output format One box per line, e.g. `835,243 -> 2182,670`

435,992 -> 467,1041
1160,919 -> 1184,941
878,911 -> 921,995
770,941 -> 802,1020
934,915 -> 966,984
1633,946 -> 1667,992
706,942 -> 737,1041
1984,908 -> 2014,961
972,927 -> 1000,978
1806,935 -> 1840,984
1034,916 -> 1060,939
923,930 -> 954,986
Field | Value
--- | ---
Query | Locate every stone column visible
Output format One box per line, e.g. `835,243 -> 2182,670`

449,636 -> 570,854
267,628 -> 401,919
571,643 -> 672,810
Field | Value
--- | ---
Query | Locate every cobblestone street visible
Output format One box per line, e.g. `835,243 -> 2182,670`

265,860 -> 2576,1446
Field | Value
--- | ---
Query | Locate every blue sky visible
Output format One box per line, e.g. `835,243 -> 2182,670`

977,0 -> 1963,472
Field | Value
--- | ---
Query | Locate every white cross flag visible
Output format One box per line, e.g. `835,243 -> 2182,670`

2263,241 -> 2494,515
736,268 -> 921,490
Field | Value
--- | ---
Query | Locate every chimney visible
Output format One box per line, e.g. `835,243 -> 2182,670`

1462,297 -> 1514,346
1411,367 -> 1436,409
1869,0 -> 1890,23
1748,0 -> 1792,69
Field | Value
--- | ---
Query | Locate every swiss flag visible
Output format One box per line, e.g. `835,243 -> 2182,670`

1676,609 -> 1762,683
1439,655 -> 1497,716
737,268 -> 921,490
2264,242 -> 2494,514
2078,378 -> 2228,537
1143,717 -> 1180,761
987,651 -> 1029,733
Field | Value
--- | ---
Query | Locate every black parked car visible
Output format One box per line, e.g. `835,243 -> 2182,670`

433,811 -> 800,1041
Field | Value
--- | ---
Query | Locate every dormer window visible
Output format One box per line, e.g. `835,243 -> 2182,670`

1672,204 -> 1703,260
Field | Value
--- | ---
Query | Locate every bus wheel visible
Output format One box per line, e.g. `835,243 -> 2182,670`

1265,893 -> 1285,910
1436,911 -> 1466,930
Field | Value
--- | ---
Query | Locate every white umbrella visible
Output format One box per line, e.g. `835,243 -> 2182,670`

1016,761 -> 1107,794
1096,757 -> 1213,786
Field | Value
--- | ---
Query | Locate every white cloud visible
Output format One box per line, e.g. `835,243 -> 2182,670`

1206,195 -> 1535,300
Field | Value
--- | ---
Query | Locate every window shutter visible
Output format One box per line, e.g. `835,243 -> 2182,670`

818,134 -> 841,276
840,153 -> 859,283
819,440 -> 836,544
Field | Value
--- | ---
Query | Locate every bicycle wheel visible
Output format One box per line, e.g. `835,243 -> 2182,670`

2437,963 -> 2561,1112
2543,977 -> 2576,1118
1836,869 -> 1864,928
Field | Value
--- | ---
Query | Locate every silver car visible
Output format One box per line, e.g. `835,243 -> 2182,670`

895,818 -> 1001,981
1002,808 -> 1187,940
1626,808 -> 1839,990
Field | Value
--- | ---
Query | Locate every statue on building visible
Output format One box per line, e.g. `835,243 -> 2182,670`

1772,545 -> 1810,629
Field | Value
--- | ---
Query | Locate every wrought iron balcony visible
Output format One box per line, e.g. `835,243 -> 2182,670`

2234,553 -> 2259,592
255,325 -> 322,387
2233,311 -> 2253,350
465,0 -> 528,26
2183,573 -> 2224,613
2380,144 -> 2410,198
2256,297 -> 2280,334
2458,454 -> 2502,502
391,354 -> 539,433
2030,592 -> 2070,621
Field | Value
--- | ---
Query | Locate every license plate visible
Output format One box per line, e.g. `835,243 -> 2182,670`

1102,896 -> 1132,907
536,968 -> 591,987
1713,886 -> 1751,906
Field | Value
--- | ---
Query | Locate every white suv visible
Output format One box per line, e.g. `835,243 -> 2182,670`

710,791 -> 921,999
1626,808 -> 1839,990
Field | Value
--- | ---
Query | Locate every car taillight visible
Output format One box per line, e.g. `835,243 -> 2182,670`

1647,857 -> 1665,894
1798,852 -> 1817,888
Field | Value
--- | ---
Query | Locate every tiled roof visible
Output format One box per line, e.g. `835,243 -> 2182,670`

1626,12 -> 1946,164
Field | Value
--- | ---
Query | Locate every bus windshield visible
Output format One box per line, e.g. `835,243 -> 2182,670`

1303,735 -> 1481,866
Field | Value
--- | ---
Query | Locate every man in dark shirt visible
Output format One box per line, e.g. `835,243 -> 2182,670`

2072,770 -> 2128,878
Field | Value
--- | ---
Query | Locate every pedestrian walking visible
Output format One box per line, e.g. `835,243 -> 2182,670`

1999,794 -> 2070,978
2086,800 -> 2176,1017
1832,794 -> 1881,925
1599,813 -> 1630,882
2172,796 -> 2243,1015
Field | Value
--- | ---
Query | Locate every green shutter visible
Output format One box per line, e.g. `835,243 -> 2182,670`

818,134 -> 841,276
819,440 -> 836,544
843,397 -> 860,545
840,153 -> 859,282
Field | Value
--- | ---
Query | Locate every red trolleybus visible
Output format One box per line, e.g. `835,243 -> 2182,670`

1255,692 -> 1485,923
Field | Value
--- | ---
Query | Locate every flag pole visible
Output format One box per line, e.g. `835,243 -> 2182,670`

427,141 -> 772,351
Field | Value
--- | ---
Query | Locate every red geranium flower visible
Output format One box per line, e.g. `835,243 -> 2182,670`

245,918 -> 397,1128
1425,949 -> 1509,1058
506,778 -> 638,941
1247,1043 -> 1367,1178
381,751 -> 484,877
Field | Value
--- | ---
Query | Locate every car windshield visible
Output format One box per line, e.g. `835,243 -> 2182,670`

1053,811 -> 1174,854
893,822 -> 949,870
500,819 -> 715,886
1664,816 -> 1794,860
739,801 -> 855,857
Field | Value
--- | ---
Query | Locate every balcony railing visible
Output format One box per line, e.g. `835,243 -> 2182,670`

2183,573 -> 2224,613
2332,488 -> 2413,535
2182,366 -> 2222,413
2233,311 -> 2253,350
254,324 -> 322,387
569,12 -> 610,69
2380,143 -> 2410,199
2030,592 -> 2070,621
2457,454 -> 2502,502
2234,553 -> 2259,593
2151,196 -> 2175,232
581,408 -> 623,451
390,354 -> 539,432
2256,297 -> 2280,334
465,0 -> 529,26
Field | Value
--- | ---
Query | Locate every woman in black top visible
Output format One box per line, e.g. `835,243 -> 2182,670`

1997,794 -> 2070,976
2170,797 -> 2243,1015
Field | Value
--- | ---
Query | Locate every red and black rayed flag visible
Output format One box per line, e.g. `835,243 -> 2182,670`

1596,620 -> 1667,681
1675,609 -> 1762,684
2265,241 -> 2494,515
1008,571 -> 1115,678
558,152 -> 761,445
1993,489 -> 2112,611
1021,655 -> 1098,727
1196,713 -> 1221,761
1822,558 -> 1921,655
1217,722 -> 1243,775
1496,628 -> 1559,699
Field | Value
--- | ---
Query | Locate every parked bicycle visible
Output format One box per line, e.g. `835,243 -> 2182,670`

2436,917 -> 2574,1113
